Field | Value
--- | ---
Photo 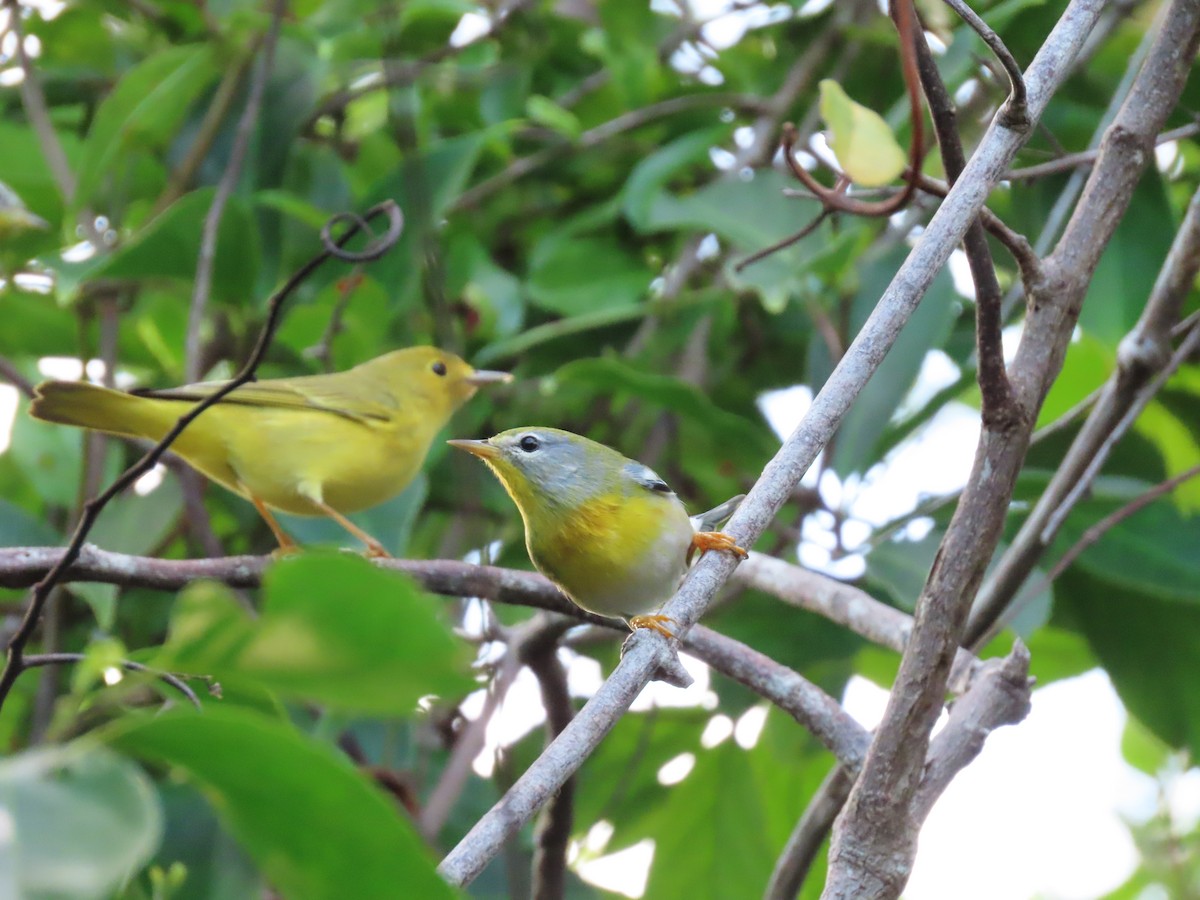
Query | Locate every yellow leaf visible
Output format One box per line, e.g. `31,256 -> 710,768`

818,79 -> 907,187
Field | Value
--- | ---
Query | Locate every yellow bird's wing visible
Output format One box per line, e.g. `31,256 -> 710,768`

139,372 -> 395,424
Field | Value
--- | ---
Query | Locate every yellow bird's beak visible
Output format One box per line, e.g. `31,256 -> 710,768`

465,369 -> 513,386
447,438 -> 501,460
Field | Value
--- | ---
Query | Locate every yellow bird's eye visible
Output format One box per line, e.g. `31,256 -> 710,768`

432,361 -> 447,376
519,434 -> 540,453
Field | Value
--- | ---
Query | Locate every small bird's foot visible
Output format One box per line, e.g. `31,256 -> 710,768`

687,530 -> 749,565
362,542 -> 392,559
628,614 -> 675,639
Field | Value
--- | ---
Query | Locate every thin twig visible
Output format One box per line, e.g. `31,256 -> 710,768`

913,15 -> 1017,424
184,0 -> 285,383
1044,463 -> 1200,584
452,92 -> 767,211
939,0 -> 1028,127
0,200 -> 404,711
1005,122 -> 1200,181
22,652 -> 202,709
418,622 -> 532,841
5,0 -> 75,201
0,354 -> 35,398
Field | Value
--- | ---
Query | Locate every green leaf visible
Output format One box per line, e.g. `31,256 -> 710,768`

525,95 -> 581,139
155,553 -> 473,715
622,126 -> 731,230
554,356 -> 777,460
827,242 -> 959,475
0,744 -> 162,900
1036,331 -> 1113,428
108,707 -> 455,900
1080,176 -> 1175,346
1134,401 -> 1200,514
637,713 -> 830,899
80,189 -> 261,303
0,498 -> 59,546
526,236 -> 649,315
1058,569 -> 1200,756
818,80 -> 906,187
1121,713 -> 1172,775
75,45 -> 220,211
1056,494 -> 1200,604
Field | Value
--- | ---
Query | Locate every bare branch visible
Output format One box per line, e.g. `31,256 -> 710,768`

940,0 -> 1028,127
523,627 -> 578,900
912,641 -> 1031,820
968,162 -> 1200,647
1005,122 -> 1200,181
912,14 -> 1017,424
765,765 -> 855,900
825,3 -> 1200,896
440,0 -> 1105,881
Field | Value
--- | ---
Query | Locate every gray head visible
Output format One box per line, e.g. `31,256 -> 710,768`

448,427 -> 638,513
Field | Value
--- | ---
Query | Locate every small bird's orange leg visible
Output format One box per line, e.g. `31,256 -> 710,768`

312,500 -> 391,559
628,614 -> 675,639
250,495 -> 300,556
687,531 -> 749,565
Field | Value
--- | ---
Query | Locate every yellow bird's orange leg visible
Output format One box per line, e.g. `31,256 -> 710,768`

312,500 -> 391,559
250,495 -> 300,556
687,531 -> 749,565
629,614 -> 675,639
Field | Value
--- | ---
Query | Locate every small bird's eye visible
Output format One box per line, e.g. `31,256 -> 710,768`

519,435 -> 540,453
432,361 -> 447,376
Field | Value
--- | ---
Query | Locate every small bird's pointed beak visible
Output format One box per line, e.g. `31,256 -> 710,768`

466,369 -> 513,386
448,438 -> 500,460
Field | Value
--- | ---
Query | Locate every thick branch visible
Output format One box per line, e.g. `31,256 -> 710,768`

967,61 -> 1200,650
441,0 -> 1104,882
825,3 -> 1200,897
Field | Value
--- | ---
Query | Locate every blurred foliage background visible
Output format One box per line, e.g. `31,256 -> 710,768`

0,0 -> 1198,897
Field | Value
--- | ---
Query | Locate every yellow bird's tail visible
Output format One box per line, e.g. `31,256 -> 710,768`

29,381 -> 178,441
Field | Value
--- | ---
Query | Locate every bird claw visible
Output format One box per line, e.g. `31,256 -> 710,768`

687,530 -> 748,565
628,614 -> 675,639
363,543 -> 393,560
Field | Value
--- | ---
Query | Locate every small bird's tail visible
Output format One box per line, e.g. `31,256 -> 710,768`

29,381 -> 174,441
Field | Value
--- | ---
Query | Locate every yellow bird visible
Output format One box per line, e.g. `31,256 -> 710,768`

31,348 -> 510,557
449,427 -> 747,636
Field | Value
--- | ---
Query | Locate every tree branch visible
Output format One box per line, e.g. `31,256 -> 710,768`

523,627 -> 578,900
440,0 -> 1103,880
967,93 -> 1200,648
824,3 -> 1200,896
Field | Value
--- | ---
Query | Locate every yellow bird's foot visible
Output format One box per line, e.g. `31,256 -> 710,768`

687,530 -> 749,565
628,614 -> 675,639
